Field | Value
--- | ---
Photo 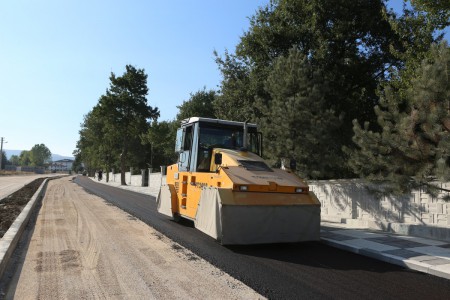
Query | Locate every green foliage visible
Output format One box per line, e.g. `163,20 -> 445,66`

385,0 -> 445,97
75,65 -> 159,183
214,50 -> 255,121
214,0 -> 405,177
141,120 -> 178,169
348,42 -> 450,195
176,88 -> 217,121
19,150 -> 31,166
71,151 -> 84,173
29,144 -> 52,167
259,49 -> 344,179
9,155 -> 19,166
76,105 -> 116,174
0,151 -> 7,169
411,0 -> 450,29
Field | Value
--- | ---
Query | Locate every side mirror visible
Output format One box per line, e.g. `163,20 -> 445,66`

214,153 -> 223,165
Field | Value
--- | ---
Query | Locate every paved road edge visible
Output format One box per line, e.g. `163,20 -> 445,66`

0,178 -> 49,279
321,238 -> 450,280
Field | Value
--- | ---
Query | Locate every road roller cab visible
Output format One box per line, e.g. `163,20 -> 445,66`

157,117 -> 321,245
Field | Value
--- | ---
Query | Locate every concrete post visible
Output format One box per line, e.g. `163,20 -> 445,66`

148,168 -> 153,188
141,169 -> 145,187
129,167 -> 133,185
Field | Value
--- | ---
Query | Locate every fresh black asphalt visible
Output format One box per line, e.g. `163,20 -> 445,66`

75,176 -> 450,299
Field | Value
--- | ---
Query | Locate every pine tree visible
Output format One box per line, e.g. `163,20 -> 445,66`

349,42 -> 450,196
101,65 -> 159,185
75,65 -> 159,184
260,49 -> 343,179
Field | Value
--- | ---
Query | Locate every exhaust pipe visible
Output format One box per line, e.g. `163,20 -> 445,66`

242,120 -> 250,150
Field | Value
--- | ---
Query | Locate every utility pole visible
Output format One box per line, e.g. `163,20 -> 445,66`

0,137 -> 6,170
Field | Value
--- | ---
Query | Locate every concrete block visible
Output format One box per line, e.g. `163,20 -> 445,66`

436,214 -> 447,226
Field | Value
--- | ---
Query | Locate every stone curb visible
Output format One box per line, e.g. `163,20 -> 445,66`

0,178 -> 49,279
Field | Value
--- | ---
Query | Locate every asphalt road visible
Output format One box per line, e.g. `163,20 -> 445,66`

75,176 -> 450,300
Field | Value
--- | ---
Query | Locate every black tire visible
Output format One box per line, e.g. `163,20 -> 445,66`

172,213 -> 181,223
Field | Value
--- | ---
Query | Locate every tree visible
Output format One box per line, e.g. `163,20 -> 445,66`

411,0 -> 450,29
74,104 -> 115,177
142,120 -> 178,169
384,0 -> 447,96
259,48 -> 344,179
0,151 -> 7,169
9,155 -> 19,166
92,65 -> 159,185
71,151 -> 84,173
19,151 -> 31,166
213,51 -> 254,121
176,88 -> 217,121
348,42 -> 450,196
30,144 -> 52,167
214,0 -> 405,177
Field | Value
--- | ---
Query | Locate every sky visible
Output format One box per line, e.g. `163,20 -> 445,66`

0,1 -> 448,157
0,0 -> 268,157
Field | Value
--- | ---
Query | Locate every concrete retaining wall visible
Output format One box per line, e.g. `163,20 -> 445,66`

101,171 -> 165,188
309,180 -> 450,242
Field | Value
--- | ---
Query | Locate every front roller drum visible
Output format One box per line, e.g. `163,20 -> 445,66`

194,188 -> 321,245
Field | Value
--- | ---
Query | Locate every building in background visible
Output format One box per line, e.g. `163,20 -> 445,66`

50,159 -> 74,172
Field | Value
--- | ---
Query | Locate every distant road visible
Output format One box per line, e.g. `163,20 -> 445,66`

0,174 -> 62,200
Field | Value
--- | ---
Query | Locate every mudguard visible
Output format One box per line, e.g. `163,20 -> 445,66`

157,184 -> 174,218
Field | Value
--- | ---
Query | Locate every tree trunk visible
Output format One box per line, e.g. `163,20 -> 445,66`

120,149 -> 127,185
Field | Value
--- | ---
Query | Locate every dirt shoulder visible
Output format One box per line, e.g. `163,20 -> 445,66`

2,177 -> 263,299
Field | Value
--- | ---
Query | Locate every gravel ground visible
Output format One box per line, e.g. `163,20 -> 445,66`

1,177 -> 264,299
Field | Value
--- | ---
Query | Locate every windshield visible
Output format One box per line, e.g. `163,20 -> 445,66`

198,124 -> 261,156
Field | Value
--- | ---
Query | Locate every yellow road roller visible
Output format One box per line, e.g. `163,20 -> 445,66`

157,117 -> 321,245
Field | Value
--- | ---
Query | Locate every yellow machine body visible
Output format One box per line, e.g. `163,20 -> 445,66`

157,117 -> 321,245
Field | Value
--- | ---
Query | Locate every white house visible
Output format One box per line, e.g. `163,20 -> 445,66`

51,159 -> 74,171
